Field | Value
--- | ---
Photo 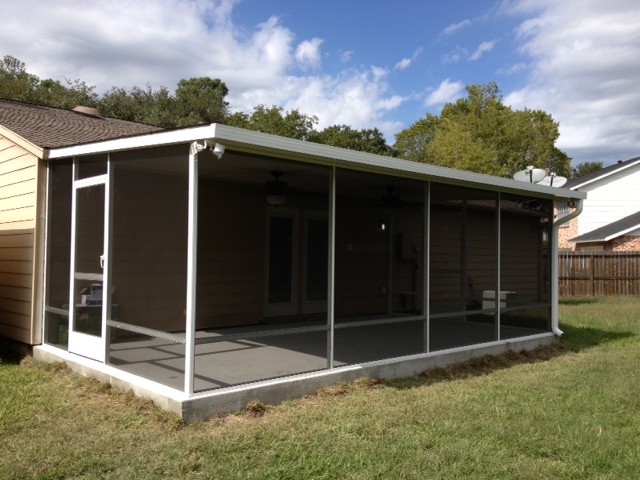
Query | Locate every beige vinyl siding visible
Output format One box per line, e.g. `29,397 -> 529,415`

197,180 -> 264,327
0,134 -> 43,344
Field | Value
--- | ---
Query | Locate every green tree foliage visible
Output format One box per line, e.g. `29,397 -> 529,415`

571,161 -> 603,178
228,106 -> 395,154
1,55 -> 228,128
0,55 -> 97,108
394,83 -> 571,178
97,78 -> 230,128
228,105 -> 318,141
308,124 -> 394,156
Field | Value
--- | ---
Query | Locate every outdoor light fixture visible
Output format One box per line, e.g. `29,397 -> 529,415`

378,220 -> 387,231
265,171 -> 287,207
567,198 -> 577,209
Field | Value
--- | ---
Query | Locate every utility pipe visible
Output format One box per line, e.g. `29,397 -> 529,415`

550,199 -> 584,336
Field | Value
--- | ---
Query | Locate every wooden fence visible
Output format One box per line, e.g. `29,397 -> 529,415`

558,252 -> 640,296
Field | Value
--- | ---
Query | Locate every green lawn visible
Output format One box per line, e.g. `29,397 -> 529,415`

1,297 -> 639,479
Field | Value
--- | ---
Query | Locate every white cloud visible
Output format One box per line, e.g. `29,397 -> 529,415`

340,50 -> 354,63
442,19 -> 472,37
395,58 -> 411,70
497,62 -> 527,75
294,38 -> 324,70
470,40 -> 496,60
443,47 -> 467,64
0,0 -> 406,138
394,47 -> 423,71
425,79 -> 465,107
503,0 -> 640,164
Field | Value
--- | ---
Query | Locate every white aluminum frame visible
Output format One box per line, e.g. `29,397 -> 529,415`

67,162 -> 112,362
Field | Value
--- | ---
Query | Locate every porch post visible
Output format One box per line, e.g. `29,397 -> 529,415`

327,167 -> 336,369
495,192 -> 501,341
185,142 -> 200,395
423,182 -> 430,353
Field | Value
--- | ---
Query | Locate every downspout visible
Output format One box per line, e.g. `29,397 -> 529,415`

550,198 -> 583,336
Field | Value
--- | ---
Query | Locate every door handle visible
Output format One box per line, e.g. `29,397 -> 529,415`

100,255 -> 105,269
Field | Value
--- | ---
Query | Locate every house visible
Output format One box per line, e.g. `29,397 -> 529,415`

1,99 -> 585,421
559,156 -> 640,251
0,100 -> 162,345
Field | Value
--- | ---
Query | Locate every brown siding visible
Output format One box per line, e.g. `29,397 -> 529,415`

0,134 -> 41,344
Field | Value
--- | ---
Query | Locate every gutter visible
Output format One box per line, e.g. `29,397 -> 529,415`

550,199 -> 584,336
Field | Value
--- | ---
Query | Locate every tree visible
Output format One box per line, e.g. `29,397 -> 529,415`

308,124 -> 394,155
0,55 -> 98,108
394,83 -> 571,178
100,78 -> 229,128
175,77 -> 229,125
228,105 -> 318,141
571,161 -> 603,178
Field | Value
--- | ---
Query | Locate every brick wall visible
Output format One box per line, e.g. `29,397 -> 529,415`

558,216 -> 578,251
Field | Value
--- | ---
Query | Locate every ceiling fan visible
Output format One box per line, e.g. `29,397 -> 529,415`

381,186 -> 423,210
265,171 -> 288,206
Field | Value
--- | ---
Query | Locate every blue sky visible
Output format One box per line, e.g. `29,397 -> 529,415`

2,0 -> 640,167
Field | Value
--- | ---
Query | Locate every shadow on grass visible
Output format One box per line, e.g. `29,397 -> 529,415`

560,323 -> 635,349
0,349 -> 23,366
386,324 -> 635,391
559,297 -> 601,306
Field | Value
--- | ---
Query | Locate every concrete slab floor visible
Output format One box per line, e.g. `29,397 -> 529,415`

33,317 -> 554,421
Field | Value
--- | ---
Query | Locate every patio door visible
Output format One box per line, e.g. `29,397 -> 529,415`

265,211 -> 299,316
68,173 -> 111,362
301,212 -> 328,314
265,210 -> 328,316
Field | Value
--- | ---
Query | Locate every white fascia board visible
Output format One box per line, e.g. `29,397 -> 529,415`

47,125 -> 216,159
604,224 -> 640,241
48,122 -> 585,200
0,125 -> 45,158
572,224 -> 640,243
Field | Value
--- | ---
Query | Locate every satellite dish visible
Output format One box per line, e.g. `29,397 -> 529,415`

513,167 -> 546,183
537,175 -> 567,187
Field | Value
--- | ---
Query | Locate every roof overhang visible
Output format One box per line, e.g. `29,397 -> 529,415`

0,125 -> 46,159
48,123 -> 587,201
571,224 -> 640,243
567,157 -> 640,190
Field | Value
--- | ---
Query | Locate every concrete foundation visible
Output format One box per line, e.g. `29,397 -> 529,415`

34,332 -> 557,422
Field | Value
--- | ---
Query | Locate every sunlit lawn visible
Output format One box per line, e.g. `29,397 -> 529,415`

1,297 -> 639,479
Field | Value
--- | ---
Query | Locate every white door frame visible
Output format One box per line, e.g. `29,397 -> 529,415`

67,161 -> 112,362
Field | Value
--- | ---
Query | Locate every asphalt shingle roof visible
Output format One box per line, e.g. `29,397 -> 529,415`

0,99 -> 163,149
571,211 -> 640,243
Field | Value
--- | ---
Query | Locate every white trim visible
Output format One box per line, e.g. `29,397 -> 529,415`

68,167 -> 107,362
572,223 -> 640,243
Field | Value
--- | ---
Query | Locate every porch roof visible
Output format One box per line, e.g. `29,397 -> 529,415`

47,123 -> 586,201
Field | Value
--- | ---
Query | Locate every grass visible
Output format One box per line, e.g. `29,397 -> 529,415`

1,296 -> 639,479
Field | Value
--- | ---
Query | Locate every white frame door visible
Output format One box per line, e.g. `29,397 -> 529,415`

67,166 -> 112,362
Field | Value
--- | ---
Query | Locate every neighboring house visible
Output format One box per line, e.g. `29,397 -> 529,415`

559,156 -> 640,251
1,99 -> 585,421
